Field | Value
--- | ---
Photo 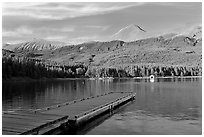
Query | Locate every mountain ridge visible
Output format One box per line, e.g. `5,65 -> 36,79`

3,38 -> 68,52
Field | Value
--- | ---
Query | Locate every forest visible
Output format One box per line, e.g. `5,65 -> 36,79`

2,56 -> 202,79
2,57 -> 87,79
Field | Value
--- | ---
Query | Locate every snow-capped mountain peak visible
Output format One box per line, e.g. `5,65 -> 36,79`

111,24 -> 148,42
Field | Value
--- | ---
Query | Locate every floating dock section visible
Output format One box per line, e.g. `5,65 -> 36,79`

2,92 -> 136,135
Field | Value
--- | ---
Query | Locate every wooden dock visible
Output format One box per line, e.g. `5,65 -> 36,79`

2,92 -> 136,135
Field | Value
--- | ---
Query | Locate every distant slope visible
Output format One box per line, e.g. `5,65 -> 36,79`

158,33 -> 178,40
179,25 -> 202,40
3,39 -> 68,52
187,25 -> 202,39
42,40 -> 125,65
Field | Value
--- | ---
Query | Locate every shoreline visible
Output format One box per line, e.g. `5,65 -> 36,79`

132,76 -> 202,79
2,77 -> 55,82
2,76 -> 202,82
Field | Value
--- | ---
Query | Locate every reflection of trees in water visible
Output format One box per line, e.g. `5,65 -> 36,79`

3,82 -> 48,110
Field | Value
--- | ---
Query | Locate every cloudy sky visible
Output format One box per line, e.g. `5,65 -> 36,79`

2,2 -> 202,44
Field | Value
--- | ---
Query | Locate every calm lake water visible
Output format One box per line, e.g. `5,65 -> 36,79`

2,77 -> 202,135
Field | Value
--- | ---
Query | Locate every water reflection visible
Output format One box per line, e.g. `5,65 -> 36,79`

2,79 -> 115,111
2,77 -> 202,134
85,77 -> 202,135
3,77 -> 201,112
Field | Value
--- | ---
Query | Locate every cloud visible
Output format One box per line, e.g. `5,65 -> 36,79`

3,26 -> 33,37
68,35 -> 102,44
84,25 -> 109,31
17,26 -> 33,35
59,27 -> 75,32
44,35 -> 68,42
2,2 -> 144,20
36,26 -> 75,33
2,26 -> 35,44
172,23 -> 202,35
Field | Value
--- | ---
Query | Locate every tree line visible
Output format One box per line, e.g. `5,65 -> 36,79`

2,56 -> 202,79
85,65 -> 202,78
2,57 -> 87,79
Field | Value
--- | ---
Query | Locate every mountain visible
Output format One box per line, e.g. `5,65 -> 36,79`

39,32 -> 201,68
42,40 -> 125,65
187,26 -> 202,39
178,25 -> 202,40
111,24 -> 149,42
3,39 -> 68,52
2,26 -> 202,68
158,33 -> 178,40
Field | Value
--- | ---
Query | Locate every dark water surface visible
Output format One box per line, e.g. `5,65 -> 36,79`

2,77 -> 202,135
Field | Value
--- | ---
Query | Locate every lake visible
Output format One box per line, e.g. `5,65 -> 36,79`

2,77 -> 202,135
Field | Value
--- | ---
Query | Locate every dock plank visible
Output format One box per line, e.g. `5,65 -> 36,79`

3,113 -> 59,121
3,122 -> 35,130
3,111 -> 61,118
2,129 -> 22,135
3,126 -> 28,133
2,117 -> 46,127
2,92 -> 136,135
41,93 -> 130,116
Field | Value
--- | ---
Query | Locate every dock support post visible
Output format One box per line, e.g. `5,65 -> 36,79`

109,105 -> 113,112
131,95 -> 135,101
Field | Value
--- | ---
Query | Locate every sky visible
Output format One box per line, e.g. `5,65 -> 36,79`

2,2 -> 202,44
